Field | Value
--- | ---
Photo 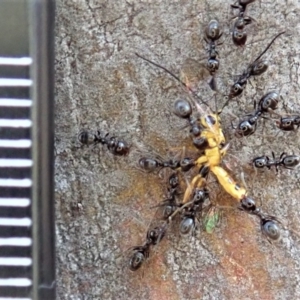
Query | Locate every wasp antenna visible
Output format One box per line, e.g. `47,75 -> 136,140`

135,53 -> 184,86
194,101 -> 206,115
135,53 -> 212,109
253,31 -> 285,63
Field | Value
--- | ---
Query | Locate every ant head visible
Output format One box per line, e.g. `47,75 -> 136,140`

199,165 -> 210,178
113,140 -> 130,156
252,156 -> 268,169
235,119 -> 256,137
190,124 -> 202,137
146,226 -> 166,245
232,29 -> 247,46
180,157 -> 195,172
193,136 -> 208,151
240,196 -> 257,212
277,117 -> 295,131
168,173 -> 179,188
229,82 -> 245,99
193,188 -> 209,205
206,58 -> 219,73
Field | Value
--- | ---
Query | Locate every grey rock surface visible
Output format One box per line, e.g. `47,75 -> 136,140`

55,1 -> 300,299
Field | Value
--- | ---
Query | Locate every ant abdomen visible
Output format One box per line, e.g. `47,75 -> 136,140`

78,131 -> 97,145
128,250 -> 146,271
282,155 -> 300,168
261,219 -> 280,240
139,157 -> 161,172
174,99 -> 192,118
249,59 -> 268,76
179,217 -> 195,235
205,20 -> 222,41
259,91 -> 279,112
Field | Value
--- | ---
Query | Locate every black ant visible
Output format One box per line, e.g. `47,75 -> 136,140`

174,99 -> 202,136
78,130 -> 130,156
128,172 -> 202,271
234,91 -> 279,137
139,156 -> 195,173
252,152 -> 300,172
231,0 -> 256,46
239,196 -> 281,241
159,173 -> 181,219
174,99 -> 214,150
179,187 -> 209,235
226,31 -> 285,102
276,115 -> 300,131
204,20 -> 223,90
128,224 -> 167,271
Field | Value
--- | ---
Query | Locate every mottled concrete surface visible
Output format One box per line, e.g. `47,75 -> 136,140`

55,1 -> 300,299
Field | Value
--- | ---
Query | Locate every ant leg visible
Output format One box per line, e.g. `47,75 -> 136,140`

279,152 -> 287,161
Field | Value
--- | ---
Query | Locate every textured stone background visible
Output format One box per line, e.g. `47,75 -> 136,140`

55,1 -> 300,299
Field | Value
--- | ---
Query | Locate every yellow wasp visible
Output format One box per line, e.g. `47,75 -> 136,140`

176,99 -> 280,240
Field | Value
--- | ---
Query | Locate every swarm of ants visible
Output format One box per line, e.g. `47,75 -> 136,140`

78,0 -> 300,272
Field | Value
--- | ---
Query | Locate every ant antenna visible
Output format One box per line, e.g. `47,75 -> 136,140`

135,53 -> 212,110
253,31 -> 285,63
219,96 -> 230,113
220,31 -> 285,113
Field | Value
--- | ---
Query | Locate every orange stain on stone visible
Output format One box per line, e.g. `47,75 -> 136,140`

217,210 -> 274,299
